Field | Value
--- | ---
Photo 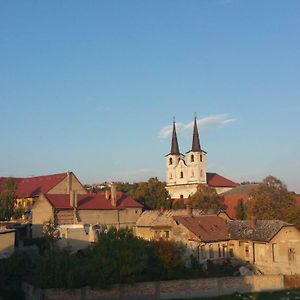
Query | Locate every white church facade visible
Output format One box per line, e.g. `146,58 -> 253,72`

165,117 -> 237,199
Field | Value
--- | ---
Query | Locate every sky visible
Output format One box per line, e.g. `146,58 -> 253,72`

0,1 -> 299,192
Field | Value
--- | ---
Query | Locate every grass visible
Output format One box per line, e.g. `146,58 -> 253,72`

178,289 -> 300,300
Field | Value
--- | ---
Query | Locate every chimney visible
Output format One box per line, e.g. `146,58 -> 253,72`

105,190 -> 110,200
186,204 -> 193,216
110,182 -> 117,207
67,171 -> 72,194
250,215 -> 257,229
70,190 -> 77,207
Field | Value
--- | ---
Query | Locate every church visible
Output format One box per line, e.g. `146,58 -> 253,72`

165,116 -> 237,199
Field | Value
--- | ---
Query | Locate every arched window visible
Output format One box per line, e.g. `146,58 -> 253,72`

180,171 -> 184,178
169,157 -> 173,165
180,194 -> 184,199
201,170 -> 203,177
191,154 -> 194,162
191,170 -> 194,178
169,173 -> 173,179
200,154 -> 203,162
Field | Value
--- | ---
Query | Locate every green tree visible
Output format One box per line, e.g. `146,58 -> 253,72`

188,184 -> 223,210
90,227 -> 148,287
0,177 -> 17,221
247,176 -> 296,221
130,177 -> 171,209
235,199 -> 247,220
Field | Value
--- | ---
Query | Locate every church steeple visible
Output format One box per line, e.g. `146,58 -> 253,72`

191,115 -> 201,152
170,117 -> 180,155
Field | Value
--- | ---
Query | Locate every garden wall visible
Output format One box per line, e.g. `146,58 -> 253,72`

22,274 -> 294,300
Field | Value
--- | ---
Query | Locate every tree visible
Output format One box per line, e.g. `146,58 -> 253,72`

247,176 -> 296,221
188,184 -> 223,210
130,177 -> 171,209
0,177 -> 17,221
235,199 -> 247,220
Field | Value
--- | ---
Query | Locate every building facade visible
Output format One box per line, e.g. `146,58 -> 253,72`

165,117 -> 237,199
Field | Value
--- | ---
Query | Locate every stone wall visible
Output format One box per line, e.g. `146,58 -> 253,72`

22,274 -> 291,300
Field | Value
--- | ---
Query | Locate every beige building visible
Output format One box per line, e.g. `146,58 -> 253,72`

136,210 -> 300,275
32,182 -> 143,238
135,209 -> 231,263
165,117 -> 237,199
228,220 -> 300,275
0,229 -> 15,258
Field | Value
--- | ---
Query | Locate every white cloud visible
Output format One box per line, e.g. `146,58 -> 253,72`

159,114 -> 237,139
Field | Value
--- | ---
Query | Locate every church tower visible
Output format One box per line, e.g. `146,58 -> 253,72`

187,116 -> 207,184
165,119 -> 185,186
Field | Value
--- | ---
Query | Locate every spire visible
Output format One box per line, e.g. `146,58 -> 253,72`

170,117 -> 180,155
191,114 -> 201,152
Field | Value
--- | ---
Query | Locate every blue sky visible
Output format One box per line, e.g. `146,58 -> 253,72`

0,1 -> 299,192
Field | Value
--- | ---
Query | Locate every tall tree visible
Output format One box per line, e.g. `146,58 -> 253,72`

0,177 -> 17,221
188,184 -> 223,210
235,199 -> 247,220
130,177 -> 170,209
247,176 -> 295,221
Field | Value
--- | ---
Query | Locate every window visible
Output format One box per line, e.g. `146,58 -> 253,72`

191,170 -> 194,178
164,231 -> 170,239
180,194 -> 184,199
169,157 -> 173,165
245,245 -> 249,258
229,248 -> 234,257
222,245 -> 227,258
200,154 -> 203,162
169,173 -> 173,179
272,244 -> 277,262
200,170 -> 203,177
288,248 -> 295,261
154,231 -> 160,239
180,171 -> 184,178
209,245 -> 214,259
191,154 -> 194,162
218,244 -> 222,258
201,245 -> 206,259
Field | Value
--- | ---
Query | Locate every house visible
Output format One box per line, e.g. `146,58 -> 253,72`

228,219 -> 300,275
165,116 -> 237,199
135,209 -> 230,263
0,172 -> 86,219
0,229 -> 15,258
32,182 -> 143,238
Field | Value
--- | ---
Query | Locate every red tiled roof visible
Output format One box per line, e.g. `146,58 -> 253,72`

173,215 -> 228,242
45,192 -> 143,210
206,172 -> 237,188
0,173 -> 68,198
220,194 -> 249,220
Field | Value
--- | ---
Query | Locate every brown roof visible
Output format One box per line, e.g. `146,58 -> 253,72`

206,173 -> 238,188
136,209 -> 206,227
173,215 -> 228,242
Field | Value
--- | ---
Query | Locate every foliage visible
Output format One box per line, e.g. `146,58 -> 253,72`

0,177 -> 17,221
42,219 -> 60,250
235,200 -> 247,220
188,184 -> 223,210
130,177 -> 171,209
89,227 -> 148,287
247,176 -> 296,222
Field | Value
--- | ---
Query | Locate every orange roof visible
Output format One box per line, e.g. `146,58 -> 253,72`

206,173 -> 237,188
221,194 -> 249,219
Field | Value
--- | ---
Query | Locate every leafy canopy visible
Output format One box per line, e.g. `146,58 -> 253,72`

0,177 -> 17,221
188,184 -> 223,210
